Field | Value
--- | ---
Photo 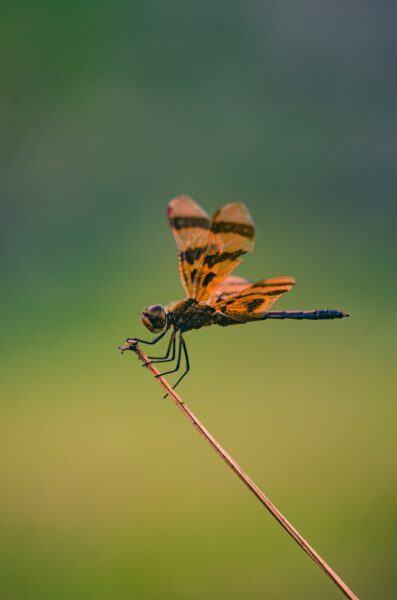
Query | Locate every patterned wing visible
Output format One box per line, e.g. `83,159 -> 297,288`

214,276 -> 296,320
194,203 -> 255,302
210,275 -> 251,304
168,196 -> 211,297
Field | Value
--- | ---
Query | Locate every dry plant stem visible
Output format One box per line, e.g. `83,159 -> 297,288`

130,343 -> 358,600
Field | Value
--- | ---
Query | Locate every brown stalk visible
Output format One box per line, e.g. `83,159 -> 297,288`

125,342 -> 359,600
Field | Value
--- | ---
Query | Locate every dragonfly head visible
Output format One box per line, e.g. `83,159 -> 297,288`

141,304 -> 167,333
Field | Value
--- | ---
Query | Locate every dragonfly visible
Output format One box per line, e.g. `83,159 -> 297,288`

120,196 -> 349,391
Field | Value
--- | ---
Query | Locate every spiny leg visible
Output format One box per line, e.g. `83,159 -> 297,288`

155,331 -> 184,378
143,330 -> 177,366
164,336 -> 190,398
120,323 -> 170,352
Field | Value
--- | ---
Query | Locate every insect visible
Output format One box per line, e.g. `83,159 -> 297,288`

120,196 -> 349,391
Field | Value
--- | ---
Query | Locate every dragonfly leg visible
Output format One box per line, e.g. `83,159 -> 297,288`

119,324 -> 170,353
143,330 -> 176,365
155,332 -> 183,378
163,336 -> 190,398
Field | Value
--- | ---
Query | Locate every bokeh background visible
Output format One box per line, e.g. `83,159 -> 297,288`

1,2 -> 396,598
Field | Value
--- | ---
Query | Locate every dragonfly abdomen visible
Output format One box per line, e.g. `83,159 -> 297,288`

264,309 -> 349,320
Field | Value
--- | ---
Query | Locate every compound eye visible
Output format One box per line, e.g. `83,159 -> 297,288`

150,304 -> 163,312
141,304 -> 166,333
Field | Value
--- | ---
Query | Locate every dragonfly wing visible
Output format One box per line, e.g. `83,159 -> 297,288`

214,276 -> 296,320
194,203 -> 255,302
168,196 -> 211,297
209,275 -> 251,304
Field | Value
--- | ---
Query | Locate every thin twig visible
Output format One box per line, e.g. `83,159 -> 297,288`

125,342 -> 359,600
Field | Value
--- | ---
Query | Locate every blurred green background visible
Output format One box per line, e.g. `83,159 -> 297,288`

1,2 -> 396,599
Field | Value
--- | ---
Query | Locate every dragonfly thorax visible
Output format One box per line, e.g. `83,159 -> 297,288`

170,298 -> 217,332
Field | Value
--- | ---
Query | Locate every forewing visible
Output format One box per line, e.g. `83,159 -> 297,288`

215,276 -> 295,320
194,203 -> 255,302
168,196 -> 211,297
